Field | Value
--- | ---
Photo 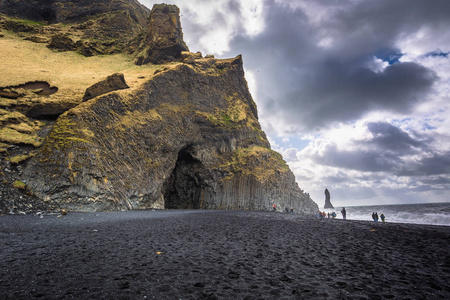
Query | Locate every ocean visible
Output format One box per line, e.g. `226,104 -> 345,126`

319,202 -> 450,226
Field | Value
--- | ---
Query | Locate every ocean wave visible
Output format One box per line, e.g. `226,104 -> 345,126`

318,203 -> 450,226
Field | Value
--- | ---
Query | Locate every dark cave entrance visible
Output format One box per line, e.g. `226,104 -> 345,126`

163,146 -> 208,209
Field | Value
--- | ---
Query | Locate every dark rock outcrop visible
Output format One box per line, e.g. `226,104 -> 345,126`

83,73 -> 129,102
324,188 -> 334,209
135,4 -> 189,65
26,102 -> 78,119
47,33 -> 76,51
23,56 -> 318,213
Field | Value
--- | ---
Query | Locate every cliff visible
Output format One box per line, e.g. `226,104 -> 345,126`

0,1 -> 318,213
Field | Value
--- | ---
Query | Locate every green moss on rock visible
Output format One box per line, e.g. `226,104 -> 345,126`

0,127 -> 42,147
46,117 -> 90,150
12,180 -> 27,190
8,153 -> 35,164
222,146 -> 290,181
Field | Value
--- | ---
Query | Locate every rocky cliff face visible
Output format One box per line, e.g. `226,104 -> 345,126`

0,1 -> 318,214
23,56 -> 317,212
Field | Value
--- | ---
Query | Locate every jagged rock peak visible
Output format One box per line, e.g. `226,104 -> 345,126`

135,3 -> 189,65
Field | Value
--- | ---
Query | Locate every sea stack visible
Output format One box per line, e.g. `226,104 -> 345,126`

324,188 -> 334,209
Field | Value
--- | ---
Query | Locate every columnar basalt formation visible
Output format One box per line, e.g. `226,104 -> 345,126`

23,56 -> 317,212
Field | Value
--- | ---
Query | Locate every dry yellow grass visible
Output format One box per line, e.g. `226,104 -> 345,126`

0,32 -> 166,103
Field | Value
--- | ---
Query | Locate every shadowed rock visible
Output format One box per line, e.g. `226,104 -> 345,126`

26,102 -> 77,119
47,33 -> 76,51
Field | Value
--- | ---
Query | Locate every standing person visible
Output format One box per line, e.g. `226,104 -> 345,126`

372,212 -> 376,221
380,214 -> 385,222
374,212 -> 379,222
341,207 -> 346,220
272,204 -> 276,212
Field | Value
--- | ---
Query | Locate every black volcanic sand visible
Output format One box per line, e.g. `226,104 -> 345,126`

1,210 -> 449,299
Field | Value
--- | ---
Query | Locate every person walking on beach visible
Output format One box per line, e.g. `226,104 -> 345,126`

380,213 -> 385,222
341,207 -> 346,220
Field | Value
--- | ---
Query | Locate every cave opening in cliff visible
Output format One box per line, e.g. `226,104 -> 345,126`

164,146 -> 208,209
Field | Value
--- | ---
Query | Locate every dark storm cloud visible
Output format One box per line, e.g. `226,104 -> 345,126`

366,122 -> 426,154
306,120 -> 450,177
420,176 -> 450,185
309,122 -> 434,173
310,143 -> 404,173
292,61 -> 436,128
398,152 -> 450,176
225,0 -> 448,132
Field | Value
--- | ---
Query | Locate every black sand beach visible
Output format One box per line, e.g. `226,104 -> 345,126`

1,210 -> 449,299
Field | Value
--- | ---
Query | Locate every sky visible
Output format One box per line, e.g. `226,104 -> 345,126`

140,0 -> 450,207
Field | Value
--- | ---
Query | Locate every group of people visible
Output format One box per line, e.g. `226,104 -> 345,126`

312,207 -> 348,220
372,212 -> 386,222
273,204 -> 386,223
316,211 -> 338,219
314,207 -> 347,220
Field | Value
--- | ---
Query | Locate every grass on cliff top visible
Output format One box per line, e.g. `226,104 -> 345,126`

0,109 -> 43,146
0,32 -> 169,103
221,146 -> 290,182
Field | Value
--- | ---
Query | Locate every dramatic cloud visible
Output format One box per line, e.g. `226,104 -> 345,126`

227,0 -> 443,133
140,0 -> 450,206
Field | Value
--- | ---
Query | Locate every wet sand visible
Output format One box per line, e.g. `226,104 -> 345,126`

1,210 -> 449,299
